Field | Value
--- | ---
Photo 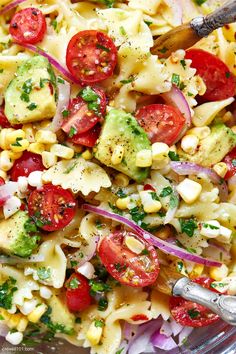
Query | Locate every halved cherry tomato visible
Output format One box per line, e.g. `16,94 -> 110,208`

135,104 -> 186,146
10,151 -> 44,181
28,184 -> 76,231
70,123 -> 101,147
143,184 -> 155,191
223,147 -> 236,180
65,273 -> 92,312
169,277 -> 220,327
98,230 -> 160,287
185,49 -> 235,102
10,8 -> 47,44
0,178 -> 6,207
66,30 -> 117,84
62,87 -> 106,136
0,177 -> 5,186
0,106 -> 11,128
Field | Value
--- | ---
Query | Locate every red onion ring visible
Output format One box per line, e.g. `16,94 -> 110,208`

82,204 -> 221,267
170,161 -> 228,201
0,0 -> 27,15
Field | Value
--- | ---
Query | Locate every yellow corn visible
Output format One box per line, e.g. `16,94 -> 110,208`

81,149 -> 93,160
0,128 -> 14,150
37,119 -> 51,129
10,139 -> 29,152
42,151 -> 57,168
111,145 -> 124,165
190,264 -> 204,278
0,151 -> 13,171
8,151 -> 23,160
27,304 -> 47,323
152,142 -> 169,161
187,127 -> 211,140
209,264 -> 229,281
28,142 -> 45,155
114,173 -> 129,187
7,313 -> 22,329
7,130 -> 25,144
22,124 -> 35,142
116,197 -> 130,210
86,321 -> 103,346
35,130 -> 57,144
213,162 -> 228,178
50,144 -> 74,159
136,149 -> 152,167
17,317 -> 28,332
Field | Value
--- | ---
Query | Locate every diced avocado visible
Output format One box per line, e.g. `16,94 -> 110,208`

41,295 -> 75,335
178,124 -> 236,166
4,55 -> 57,124
94,109 -> 151,182
0,211 -> 39,257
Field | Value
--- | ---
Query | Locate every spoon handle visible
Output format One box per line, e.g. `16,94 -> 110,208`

190,0 -> 236,37
173,277 -> 236,326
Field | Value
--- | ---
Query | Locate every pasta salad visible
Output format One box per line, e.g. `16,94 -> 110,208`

0,0 -> 235,353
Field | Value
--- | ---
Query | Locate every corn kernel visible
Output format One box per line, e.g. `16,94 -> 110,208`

0,128 -> 14,149
116,197 -> 130,210
86,321 -> 103,346
42,151 -> 57,168
114,173 -> 129,187
7,129 -> 25,144
176,178 -> 202,204
139,190 -> 162,213
125,235 -> 145,254
17,317 -> 28,332
22,124 -> 35,142
8,313 -> 22,329
10,139 -> 29,152
136,149 -> 152,167
187,126 -> 211,140
0,170 -> 7,180
111,145 -> 124,165
217,225 -> 232,243
50,144 -> 74,159
190,264 -> 204,278
37,119 -> 51,129
0,151 -> 13,171
200,220 -> 220,238
181,134 -> 199,155
210,264 -> 228,281
213,162 -> 228,178
35,130 -> 57,144
81,149 -> 93,160
28,142 -> 45,155
152,142 -> 169,161
8,151 -> 23,160
151,157 -> 170,170
27,304 -> 47,323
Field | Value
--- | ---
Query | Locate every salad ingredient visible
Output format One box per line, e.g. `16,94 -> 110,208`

135,104 -> 186,146
178,124 -> 236,167
98,230 -> 160,287
4,56 -> 57,124
82,204 -> 222,267
66,30 -> 117,84
176,178 -> 202,204
10,151 -> 44,181
0,277 -> 17,310
0,106 -> 11,128
185,49 -> 235,101
0,0 -> 28,16
70,124 -> 101,147
94,109 -> 151,182
0,211 -> 39,257
169,277 -> 220,327
50,80 -> 70,132
65,273 -> 92,312
223,147 -> 236,180
10,8 -> 46,44
28,184 -> 76,231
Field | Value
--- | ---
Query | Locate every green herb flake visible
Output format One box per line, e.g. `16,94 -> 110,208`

79,86 -> 99,102
202,223 -> 219,230
179,82 -> 187,91
144,20 -> 153,26
11,137 -> 23,147
27,102 -> 37,111
129,206 -> 147,225
116,189 -> 127,198
89,280 -> 111,296
0,277 -> 17,310
194,0 -> 207,5
24,219 -> 38,233
51,19 -> 58,31
62,109 -> 70,117
37,267 -> 51,281
39,78 -> 50,88
57,77 -> 65,84
188,309 -> 200,319
95,220 -> 103,230
22,78 -> 33,94
187,92 -> 194,97
94,319 -> 104,328
69,277 -> 80,289
119,26 -> 126,36
171,73 -> 180,86
75,317 -> 82,324
120,76 -> 135,84
96,44 -> 110,52
114,263 -> 127,272
0,315 -> 4,320
63,160 -> 78,174
168,151 -> 180,161
180,219 -> 197,237
150,192 -> 159,201
108,202 -> 123,215
211,282 -> 227,288
116,349 -> 124,354
68,126 -> 77,138
160,186 -> 172,197
169,194 -> 178,209
177,261 -> 183,272
140,248 -> 150,255
180,59 -> 186,69
98,297 -> 108,311
70,260 -> 78,268
40,307 -> 74,335
20,92 -> 30,103
0,69 -> 4,73
225,71 -> 231,78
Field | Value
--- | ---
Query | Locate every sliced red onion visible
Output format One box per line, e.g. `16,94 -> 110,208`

76,261 -> 95,279
202,242 -> 231,263
169,319 -> 184,336
82,204 -> 222,267
15,43 -> 81,85
67,235 -> 99,268
0,182 -> 18,203
151,330 -> 177,350
0,0 -> 27,15
159,321 -> 172,337
178,326 -> 193,346
162,0 -> 183,26
49,81 -> 70,132
170,161 -> 228,201
0,323 -> 9,337
123,322 -> 137,341
164,190 -> 179,224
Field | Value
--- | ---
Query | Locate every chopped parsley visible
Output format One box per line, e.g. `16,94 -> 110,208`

63,160 -> 78,174
95,220 -> 103,230
62,109 -> 70,117
11,137 -> 23,147
0,277 -> 17,310
171,73 -> 180,86
116,188 -> 127,198
119,26 -> 126,36
79,86 -> 100,114
37,267 -> 51,281
188,309 -> 200,319
180,219 -> 197,237
169,194 -> 178,209
177,261 -> 184,272
150,192 -> 159,201
27,102 -> 37,111
180,59 -> 186,69
202,223 -> 219,230
194,0 -> 207,5
96,44 -> 110,52
98,297 -> 108,311
94,319 -> 104,328
75,317 -> 82,324
160,186 -> 172,197
57,77 -> 65,84
129,206 -> 147,225
22,78 -> 33,94
120,76 -> 136,84
70,260 -> 78,268
24,218 -> 39,234
0,315 -> 4,320
211,282 -> 227,288
68,126 -> 77,138
226,71 -> 231,78
68,277 -> 80,289
144,20 -> 153,27
114,263 -> 127,272
116,349 -> 124,354
51,19 -> 58,31
140,248 -> 150,256
20,92 -> 30,103
187,92 -> 194,97
108,202 -> 123,215
39,78 -> 50,88
89,280 -> 111,296
168,151 -> 180,161
40,307 -> 74,335
0,69 -> 3,73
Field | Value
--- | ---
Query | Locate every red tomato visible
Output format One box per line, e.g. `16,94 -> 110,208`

28,184 -> 77,231
223,147 -> 236,180
0,107 -> 11,128
65,273 -> 92,312
0,177 -> 5,187
143,184 -> 155,191
185,49 -> 235,101
135,104 -> 186,145
62,87 -> 106,136
66,30 -> 117,84
98,230 -> 160,287
10,8 -> 47,44
169,277 -> 220,327
70,123 -> 101,147
10,151 -> 44,181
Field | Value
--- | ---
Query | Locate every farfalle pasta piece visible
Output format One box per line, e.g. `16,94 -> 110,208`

150,289 -> 170,320
42,157 -> 111,196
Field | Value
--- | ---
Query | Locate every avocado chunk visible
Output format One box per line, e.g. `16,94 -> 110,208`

0,211 -> 39,257
178,124 -> 236,166
4,55 -> 57,124
41,295 -> 75,335
94,109 -> 151,182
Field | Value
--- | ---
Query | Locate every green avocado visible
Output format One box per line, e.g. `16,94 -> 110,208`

94,108 -> 151,182
4,55 -> 57,124
178,124 -> 236,166
0,211 -> 39,257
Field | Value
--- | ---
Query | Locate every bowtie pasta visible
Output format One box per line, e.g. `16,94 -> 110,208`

0,0 -> 235,352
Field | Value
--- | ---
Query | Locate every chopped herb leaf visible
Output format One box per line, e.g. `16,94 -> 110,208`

63,161 -> 78,174
98,297 -> 108,311
202,223 -> 219,230
39,78 -> 49,88
40,307 -> 74,335
225,71 -> 231,78
150,192 -> 159,201
11,137 -> 23,147
180,59 -> 186,69
75,317 -> 82,324
116,189 -> 127,198
119,26 -> 126,36
177,261 -> 183,272
171,73 -> 180,86
89,280 -> 111,296
194,0 -> 207,5
168,151 -> 180,161
120,76 -> 135,84
94,319 -> 104,328
188,309 -> 200,319
0,277 -> 17,310
79,86 -> 99,102
70,260 -> 78,268
68,126 -> 77,138
160,186 -> 172,197
211,282 -> 227,288
27,102 -> 37,111
114,263 -> 127,272
37,267 -> 51,281
129,206 -> 147,225
108,202 -> 123,215
22,78 -> 32,94
69,277 -> 80,289
51,19 -> 57,31
180,219 -> 197,237
144,20 -> 153,26
187,92 -> 194,97
140,248 -> 150,255
96,44 -> 110,52
179,82 -> 186,91
186,247 -> 197,254
0,69 -> 3,73
62,109 -> 70,117
24,218 -> 38,233
20,92 -> 30,103
169,194 -> 178,209
95,220 -> 103,230
57,77 -> 65,84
